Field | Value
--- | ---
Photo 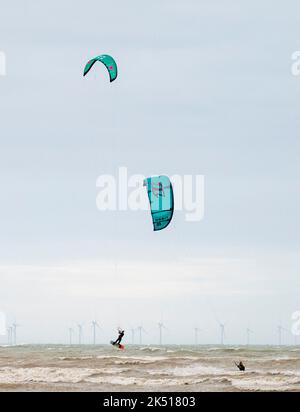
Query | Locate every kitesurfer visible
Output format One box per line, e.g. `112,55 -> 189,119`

235,361 -> 245,371
113,328 -> 125,345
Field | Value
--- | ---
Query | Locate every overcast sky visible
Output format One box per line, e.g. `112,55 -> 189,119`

0,0 -> 299,345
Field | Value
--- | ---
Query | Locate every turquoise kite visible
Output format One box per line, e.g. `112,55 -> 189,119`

144,175 -> 174,231
83,54 -> 118,82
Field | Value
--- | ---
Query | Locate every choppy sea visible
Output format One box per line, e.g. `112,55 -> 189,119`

0,344 -> 299,391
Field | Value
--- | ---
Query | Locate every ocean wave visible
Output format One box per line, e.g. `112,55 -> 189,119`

58,356 -> 94,361
1,365 -> 299,391
1,345 -> 300,391
86,376 -> 138,386
86,375 -> 210,387
0,366 -> 130,385
265,369 -> 300,378
0,367 -> 209,388
139,347 -> 162,353
94,354 -> 172,365
231,376 -> 300,391
165,364 -> 225,377
0,367 -> 94,384
139,347 -> 200,356
207,347 -> 243,352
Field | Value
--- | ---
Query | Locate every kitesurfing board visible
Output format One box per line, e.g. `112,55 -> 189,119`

110,340 -> 125,350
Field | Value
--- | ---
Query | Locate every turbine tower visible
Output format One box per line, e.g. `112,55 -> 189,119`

7,326 -> 13,346
214,315 -> 226,345
158,322 -> 166,346
12,322 -> 20,346
218,322 -> 225,345
6,327 -> 10,345
77,323 -> 83,345
91,320 -> 100,345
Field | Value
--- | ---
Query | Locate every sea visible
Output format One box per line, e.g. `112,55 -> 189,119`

0,344 -> 299,392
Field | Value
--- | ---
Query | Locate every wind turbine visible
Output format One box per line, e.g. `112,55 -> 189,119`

213,312 -> 226,345
6,327 -> 10,345
194,328 -> 201,345
7,326 -> 13,346
158,322 -> 167,346
246,328 -> 254,346
91,320 -> 100,345
217,321 -> 226,345
137,325 -> 146,345
12,322 -> 20,346
77,323 -> 84,345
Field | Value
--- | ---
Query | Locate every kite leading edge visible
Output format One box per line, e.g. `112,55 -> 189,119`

83,54 -> 118,82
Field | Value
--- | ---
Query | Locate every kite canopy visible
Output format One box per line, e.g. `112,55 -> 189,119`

83,54 -> 118,82
144,175 -> 174,231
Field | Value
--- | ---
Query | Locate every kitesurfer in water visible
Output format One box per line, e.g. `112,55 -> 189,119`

113,328 -> 125,345
235,361 -> 245,371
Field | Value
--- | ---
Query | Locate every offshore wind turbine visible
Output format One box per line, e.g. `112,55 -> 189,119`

77,323 -> 84,345
214,313 -> 226,345
6,327 -> 10,345
7,326 -> 13,346
91,320 -> 100,345
158,322 -> 167,346
12,322 -> 20,346
218,322 -> 226,345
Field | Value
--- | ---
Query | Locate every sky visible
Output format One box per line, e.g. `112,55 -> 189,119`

0,0 -> 299,345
